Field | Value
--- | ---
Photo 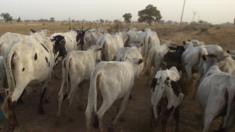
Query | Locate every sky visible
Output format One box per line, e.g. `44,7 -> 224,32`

0,0 -> 234,24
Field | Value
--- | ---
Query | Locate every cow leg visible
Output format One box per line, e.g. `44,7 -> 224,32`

57,76 -> 67,116
68,81 -> 79,107
174,108 -> 180,132
203,97 -> 225,132
161,112 -> 170,132
2,96 -> 18,130
38,82 -> 48,114
96,98 -> 114,131
185,65 -> 192,79
113,92 -> 130,125
221,95 -> 235,131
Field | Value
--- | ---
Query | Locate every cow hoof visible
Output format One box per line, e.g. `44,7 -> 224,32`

108,126 -> 114,132
67,117 -> 75,123
44,99 -> 49,104
214,128 -> 226,132
38,109 -> 45,115
77,105 -> 83,112
18,98 -> 24,104
119,117 -> 125,122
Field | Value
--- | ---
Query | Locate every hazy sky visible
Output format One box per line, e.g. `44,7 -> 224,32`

0,0 -> 234,24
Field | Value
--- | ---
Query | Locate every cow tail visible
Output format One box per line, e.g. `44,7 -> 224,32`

4,45 -> 16,91
61,59 -> 67,94
101,40 -> 106,60
86,70 -> 102,128
66,57 -> 72,92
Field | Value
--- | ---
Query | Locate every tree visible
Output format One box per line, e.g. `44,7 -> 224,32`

0,13 -> 13,22
123,13 -> 132,23
50,17 -> 55,22
17,17 -> 21,22
138,4 -> 162,25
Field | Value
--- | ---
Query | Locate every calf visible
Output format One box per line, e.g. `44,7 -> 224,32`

85,58 -> 143,131
151,67 -> 184,132
57,46 -> 101,116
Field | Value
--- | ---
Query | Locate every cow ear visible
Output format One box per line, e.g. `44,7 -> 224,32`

138,59 -> 143,64
166,77 -> 170,81
182,41 -> 186,45
96,47 -> 102,51
202,55 -> 207,61
59,39 -> 66,45
30,29 -> 36,33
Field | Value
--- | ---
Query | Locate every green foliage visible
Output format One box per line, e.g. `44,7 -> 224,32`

123,13 -> 132,23
138,4 -> 162,25
0,13 -> 13,22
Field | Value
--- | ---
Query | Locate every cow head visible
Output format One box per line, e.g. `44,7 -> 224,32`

176,45 -> 185,55
199,54 -> 218,77
76,30 -> 88,50
51,35 -> 67,62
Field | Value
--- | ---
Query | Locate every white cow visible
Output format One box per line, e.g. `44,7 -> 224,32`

197,55 -> 235,132
0,32 -> 25,57
98,33 -> 124,61
125,29 -> 146,48
116,47 -> 142,61
85,58 -> 143,130
0,30 -> 49,57
1,31 -> 66,130
83,29 -> 103,50
182,44 -> 224,79
217,54 -> 235,75
57,46 -> 102,116
141,29 -> 161,75
151,67 -> 184,131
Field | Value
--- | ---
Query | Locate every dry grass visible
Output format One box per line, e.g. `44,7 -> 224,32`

0,22 -> 234,131
1,22 -> 234,49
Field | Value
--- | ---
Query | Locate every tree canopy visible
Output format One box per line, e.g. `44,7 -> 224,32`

123,13 -> 132,23
138,4 -> 162,25
0,13 -> 13,22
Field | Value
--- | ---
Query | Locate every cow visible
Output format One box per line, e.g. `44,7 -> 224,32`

57,45 -> 102,116
1,31 -> 66,130
141,29 -> 161,75
197,55 -> 235,132
116,47 -> 142,62
182,44 -> 224,80
124,29 -> 145,48
0,30 -> 49,57
82,29 -> 103,50
151,67 -> 184,132
85,58 -> 143,131
98,33 -> 124,61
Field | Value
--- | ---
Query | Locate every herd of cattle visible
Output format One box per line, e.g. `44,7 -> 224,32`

0,28 -> 234,132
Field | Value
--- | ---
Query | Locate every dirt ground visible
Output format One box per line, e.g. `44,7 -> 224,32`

0,23 -> 235,132
0,70 -> 233,132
